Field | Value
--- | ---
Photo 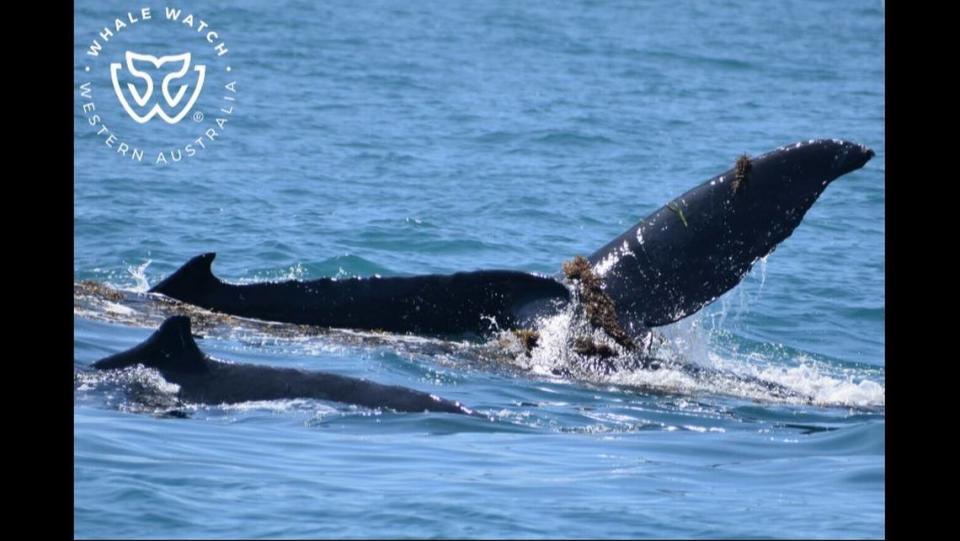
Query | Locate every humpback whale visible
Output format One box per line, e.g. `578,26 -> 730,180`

92,316 -> 472,414
150,139 -> 874,340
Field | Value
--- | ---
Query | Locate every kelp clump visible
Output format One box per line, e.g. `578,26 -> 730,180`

512,328 -> 540,356
573,336 -> 617,359
562,255 -> 636,353
75,280 -> 124,302
731,154 -> 751,194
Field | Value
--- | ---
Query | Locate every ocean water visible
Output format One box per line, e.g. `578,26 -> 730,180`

74,0 -> 885,538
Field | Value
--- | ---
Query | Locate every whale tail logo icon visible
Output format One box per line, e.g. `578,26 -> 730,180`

110,51 -> 206,124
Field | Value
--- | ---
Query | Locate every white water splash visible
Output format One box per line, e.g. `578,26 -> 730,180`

77,365 -> 182,398
750,361 -> 885,408
241,262 -> 310,284
501,285 -> 885,408
218,398 -> 338,414
126,260 -> 153,292
103,301 -> 136,316
657,309 -> 884,407
282,262 -> 309,281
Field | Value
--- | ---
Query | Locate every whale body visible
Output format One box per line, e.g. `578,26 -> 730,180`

92,316 -> 472,414
150,139 -> 874,339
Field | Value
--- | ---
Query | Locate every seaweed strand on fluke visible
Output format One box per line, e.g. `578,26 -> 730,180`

562,255 -> 636,353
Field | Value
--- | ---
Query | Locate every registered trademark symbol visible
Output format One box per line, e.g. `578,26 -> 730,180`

193,111 -> 204,122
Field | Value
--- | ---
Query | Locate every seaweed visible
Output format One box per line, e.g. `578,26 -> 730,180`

562,255 -> 636,352
573,336 -> 617,359
732,153 -> 751,193
75,280 -> 124,302
512,328 -> 540,356
666,201 -> 689,227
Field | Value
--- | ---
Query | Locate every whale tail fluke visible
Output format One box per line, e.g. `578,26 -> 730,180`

585,139 -> 875,330
150,252 -> 220,301
93,316 -> 208,373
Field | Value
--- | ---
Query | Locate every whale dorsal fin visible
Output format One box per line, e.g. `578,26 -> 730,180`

150,252 -> 219,299
92,316 -> 208,373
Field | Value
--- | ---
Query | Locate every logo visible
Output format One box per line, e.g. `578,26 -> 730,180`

110,51 -> 206,124
77,7 -> 238,166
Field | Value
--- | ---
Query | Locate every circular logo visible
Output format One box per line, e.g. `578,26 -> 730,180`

77,7 -> 238,166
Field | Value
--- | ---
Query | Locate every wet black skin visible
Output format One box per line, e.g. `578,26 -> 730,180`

151,259 -> 571,336
150,139 -> 874,339
587,139 -> 875,334
93,316 -> 472,414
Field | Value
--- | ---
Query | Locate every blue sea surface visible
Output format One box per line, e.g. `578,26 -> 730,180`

74,0 -> 885,538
